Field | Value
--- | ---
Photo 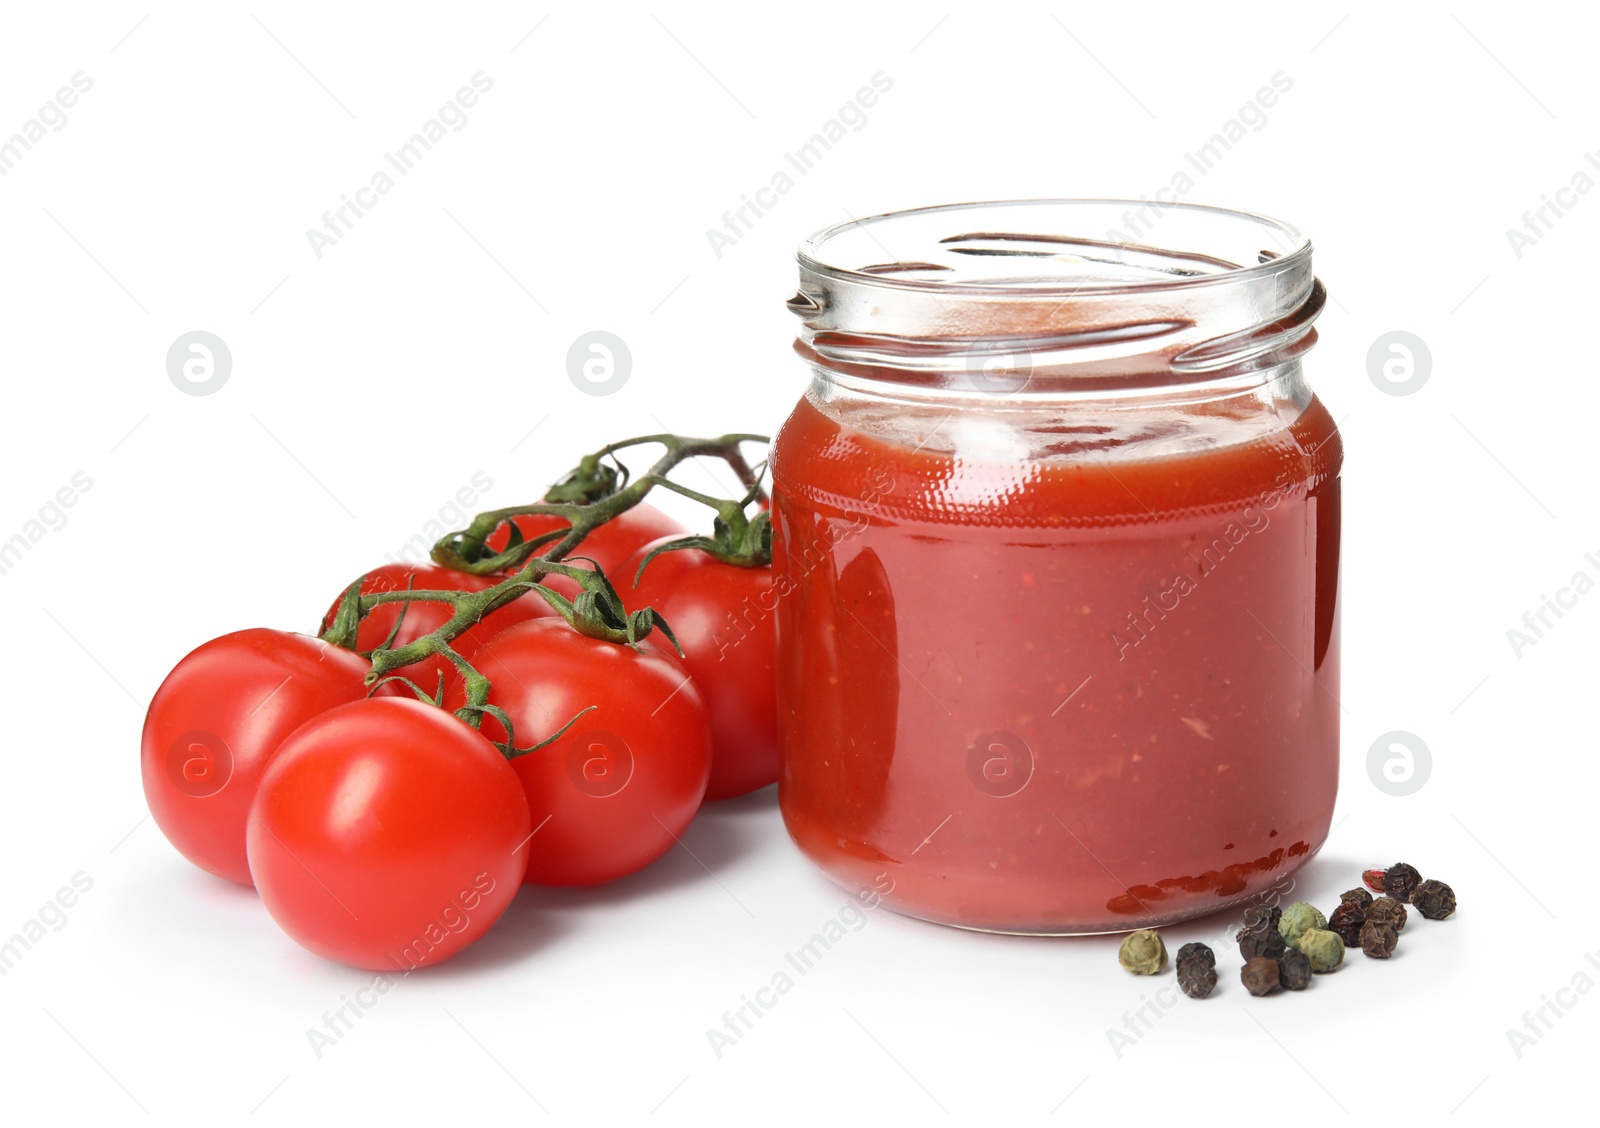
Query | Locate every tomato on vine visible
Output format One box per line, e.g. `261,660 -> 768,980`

141,629 -> 371,885
319,562 -> 551,698
143,430 -> 772,968
487,503 -> 686,600
442,618 -> 713,886
247,698 -> 531,970
619,537 -> 778,801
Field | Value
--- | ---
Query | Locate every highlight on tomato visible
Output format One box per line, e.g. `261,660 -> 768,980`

141,629 -> 371,885
443,617 -> 713,886
246,698 -> 531,971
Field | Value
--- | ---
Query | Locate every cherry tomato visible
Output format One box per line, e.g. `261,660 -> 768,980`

321,562 -> 552,698
246,698 -> 530,970
619,538 -> 778,801
141,629 -> 371,886
486,503 -> 686,600
442,618 -> 712,886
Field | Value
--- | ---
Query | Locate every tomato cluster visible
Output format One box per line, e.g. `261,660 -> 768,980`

140,497 -> 778,970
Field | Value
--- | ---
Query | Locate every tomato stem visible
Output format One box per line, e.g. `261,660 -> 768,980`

319,431 -> 768,755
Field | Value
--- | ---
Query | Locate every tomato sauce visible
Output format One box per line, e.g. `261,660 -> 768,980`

772,391 -> 1342,933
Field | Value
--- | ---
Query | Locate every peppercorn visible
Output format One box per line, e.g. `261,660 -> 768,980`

1119,929 -> 1167,975
1362,868 -> 1387,893
1176,944 -> 1217,999
1238,920 -> 1286,961
1177,942 -> 1214,967
1411,879 -> 1457,920
1178,959 -> 1218,999
1241,956 -> 1281,996
1383,862 -> 1422,903
1277,948 -> 1312,990
1277,901 -> 1327,946
1328,900 -> 1366,947
1242,904 -> 1281,932
1359,921 -> 1399,959
1340,887 -> 1373,908
1298,928 -> 1345,973
1366,896 -> 1408,932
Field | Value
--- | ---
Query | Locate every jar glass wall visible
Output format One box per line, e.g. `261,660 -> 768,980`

770,200 -> 1343,934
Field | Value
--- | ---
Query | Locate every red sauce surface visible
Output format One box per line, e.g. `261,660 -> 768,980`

771,392 -> 1342,933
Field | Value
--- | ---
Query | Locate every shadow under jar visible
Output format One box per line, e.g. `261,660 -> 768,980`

771,200 -> 1343,935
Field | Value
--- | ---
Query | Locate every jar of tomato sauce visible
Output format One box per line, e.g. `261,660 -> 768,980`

771,200 -> 1342,934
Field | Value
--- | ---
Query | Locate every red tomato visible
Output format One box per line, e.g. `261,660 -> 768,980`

246,698 -> 530,970
141,629 -> 371,886
485,503 -> 687,599
321,562 -> 552,698
442,618 -> 712,886
619,538 -> 778,801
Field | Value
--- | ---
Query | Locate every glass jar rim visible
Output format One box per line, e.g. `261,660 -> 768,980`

797,198 -> 1312,299
790,198 -> 1322,392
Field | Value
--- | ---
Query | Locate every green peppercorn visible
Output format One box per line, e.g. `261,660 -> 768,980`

1327,900 -> 1366,947
1298,927 -> 1345,973
1360,921 -> 1399,959
1241,956 -> 1281,996
1277,948 -> 1312,990
1119,929 -> 1167,975
1277,901 -> 1327,947
1366,896 -> 1408,932
1411,879 -> 1457,920
1340,887 -> 1373,908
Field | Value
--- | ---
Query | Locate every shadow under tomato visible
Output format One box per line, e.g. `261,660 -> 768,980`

429,787 -> 778,973
419,895 -> 578,978
525,783 -> 779,913
185,865 -> 263,902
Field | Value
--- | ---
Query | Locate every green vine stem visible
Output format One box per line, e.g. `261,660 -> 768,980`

319,432 -> 769,757
628,465 -> 774,582
434,432 -> 771,576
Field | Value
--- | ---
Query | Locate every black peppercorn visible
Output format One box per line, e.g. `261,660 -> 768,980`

1411,879 -> 1457,920
1339,887 -> 1373,908
1359,921 -> 1399,959
1383,862 -> 1422,903
1237,921 -> 1286,961
1177,942 -> 1214,967
1366,896 -> 1408,933
1241,956 -> 1281,996
1178,960 -> 1218,999
1176,944 -> 1218,999
1241,904 -> 1281,932
1328,900 -> 1366,947
1277,948 -> 1313,990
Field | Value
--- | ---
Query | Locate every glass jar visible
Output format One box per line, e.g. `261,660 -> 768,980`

770,200 -> 1342,935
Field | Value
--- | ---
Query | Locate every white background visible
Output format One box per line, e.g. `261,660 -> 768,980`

0,2 -> 1594,1123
